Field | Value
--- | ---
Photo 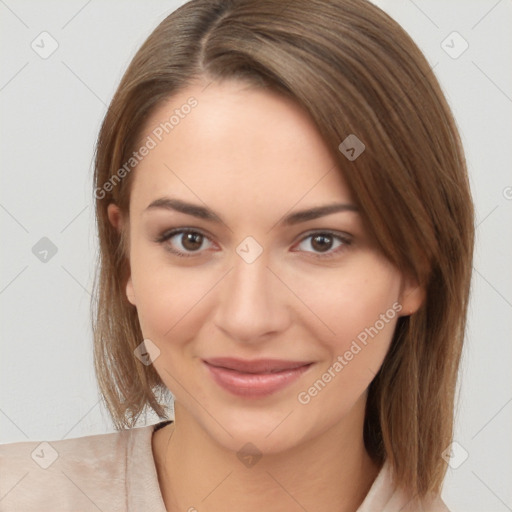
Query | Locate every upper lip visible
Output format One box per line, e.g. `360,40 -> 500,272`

204,357 -> 313,374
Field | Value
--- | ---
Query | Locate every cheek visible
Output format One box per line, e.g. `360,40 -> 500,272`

292,258 -> 403,418
293,253 -> 402,368
128,244 -> 216,342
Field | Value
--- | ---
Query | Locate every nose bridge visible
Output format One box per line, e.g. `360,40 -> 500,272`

214,248 -> 289,342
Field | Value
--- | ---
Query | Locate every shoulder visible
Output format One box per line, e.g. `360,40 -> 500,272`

0,424 -> 160,512
358,462 -> 451,512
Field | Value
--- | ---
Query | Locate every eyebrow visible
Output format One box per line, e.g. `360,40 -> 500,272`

145,197 -> 221,221
282,202 -> 358,224
144,197 -> 358,225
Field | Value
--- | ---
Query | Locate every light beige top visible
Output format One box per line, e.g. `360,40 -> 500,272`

0,421 -> 449,511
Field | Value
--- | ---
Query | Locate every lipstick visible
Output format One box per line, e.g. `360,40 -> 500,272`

203,358 -> 313,398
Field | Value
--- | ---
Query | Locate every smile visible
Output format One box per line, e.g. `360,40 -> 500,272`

203,358 -> 314,398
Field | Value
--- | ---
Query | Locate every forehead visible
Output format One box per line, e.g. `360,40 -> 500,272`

130,80 -> 355,216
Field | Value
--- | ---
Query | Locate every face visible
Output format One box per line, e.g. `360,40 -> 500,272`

109,79 -> 422,454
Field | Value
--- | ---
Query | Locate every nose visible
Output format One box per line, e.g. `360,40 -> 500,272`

213,251 -> 292,344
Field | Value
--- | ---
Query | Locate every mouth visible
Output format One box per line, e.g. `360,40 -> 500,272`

202,358 -> 314,398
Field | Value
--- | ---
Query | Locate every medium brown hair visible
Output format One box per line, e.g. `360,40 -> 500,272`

92,0 -> 474,498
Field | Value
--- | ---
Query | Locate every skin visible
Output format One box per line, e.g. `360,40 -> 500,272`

108,79 -> 423,512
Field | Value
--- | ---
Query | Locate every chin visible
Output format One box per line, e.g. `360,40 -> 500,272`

189,405 -> 318,456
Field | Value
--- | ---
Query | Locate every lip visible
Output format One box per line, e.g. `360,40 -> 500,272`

203,358 -> 314,398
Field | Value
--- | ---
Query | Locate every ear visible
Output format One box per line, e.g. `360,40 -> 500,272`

107,203 -> 136,306
107,203 -> 123,231
125,276 -> 136,306
398,274 -> 425,317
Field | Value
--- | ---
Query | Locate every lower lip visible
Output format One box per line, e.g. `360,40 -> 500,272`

204,362 -> 313,398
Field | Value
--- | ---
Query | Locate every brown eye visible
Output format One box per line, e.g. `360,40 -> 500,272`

157,229 -> 214,257
310,234 -> 334,252
181,232 -> 204,251
294,231 -> 351,259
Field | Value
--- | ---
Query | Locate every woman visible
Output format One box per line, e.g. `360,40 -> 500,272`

0,0 -> 474,510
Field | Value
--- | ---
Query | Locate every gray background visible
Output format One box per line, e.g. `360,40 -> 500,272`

1,1 -> 511,510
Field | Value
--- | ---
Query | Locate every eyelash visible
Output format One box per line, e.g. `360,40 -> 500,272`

155,228 -> 212,258
295,232 -> 352,259
155,228 -> 352,260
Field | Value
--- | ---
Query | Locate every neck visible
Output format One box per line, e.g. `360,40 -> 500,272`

153,398 -> 380,512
